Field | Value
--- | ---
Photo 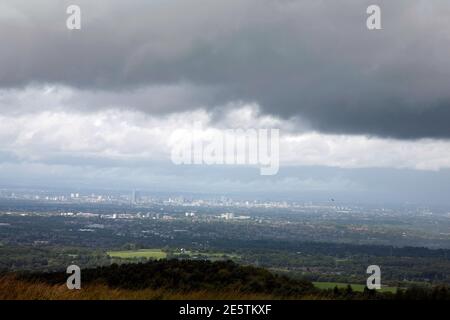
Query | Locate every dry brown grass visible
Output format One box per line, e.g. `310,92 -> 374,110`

0,276 -> 285,300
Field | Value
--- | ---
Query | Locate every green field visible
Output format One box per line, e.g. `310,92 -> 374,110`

313,282 -> 397,293
107,249 -> 167,260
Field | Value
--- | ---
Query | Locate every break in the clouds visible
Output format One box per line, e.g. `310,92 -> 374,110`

1,0 -> 450,138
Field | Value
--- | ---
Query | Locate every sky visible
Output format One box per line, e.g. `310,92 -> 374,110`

2,0 -> 450,204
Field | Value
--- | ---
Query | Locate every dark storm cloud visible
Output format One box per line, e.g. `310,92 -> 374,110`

1,0 -> 450,138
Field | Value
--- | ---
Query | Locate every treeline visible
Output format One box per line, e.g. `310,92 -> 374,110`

211,239 -> 450,259
240,250 -> 450,285
322,284 -> 450,300
20,260 -> 315,297
17,259 -> 450,300
0,246 -> 111,272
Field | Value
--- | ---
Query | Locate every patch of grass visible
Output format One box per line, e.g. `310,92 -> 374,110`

107,249 -> 167,260
313,281 -> 397,293
0,276 -> 281,300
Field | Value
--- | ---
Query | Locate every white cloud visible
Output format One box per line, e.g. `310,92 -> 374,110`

283,133 -> 450,171
2,86 -> 450,172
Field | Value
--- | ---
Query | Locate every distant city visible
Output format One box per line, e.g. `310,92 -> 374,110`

1,185 -> 450,294
1,187 -> 449,224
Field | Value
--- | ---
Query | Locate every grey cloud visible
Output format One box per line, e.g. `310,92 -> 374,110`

1,0 -> 450,138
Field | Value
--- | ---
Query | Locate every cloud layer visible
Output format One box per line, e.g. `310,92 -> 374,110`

2,91 -> 450,172
2,0 -> 450,138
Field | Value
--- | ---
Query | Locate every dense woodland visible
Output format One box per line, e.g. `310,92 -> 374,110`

2,242 -> 450,286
